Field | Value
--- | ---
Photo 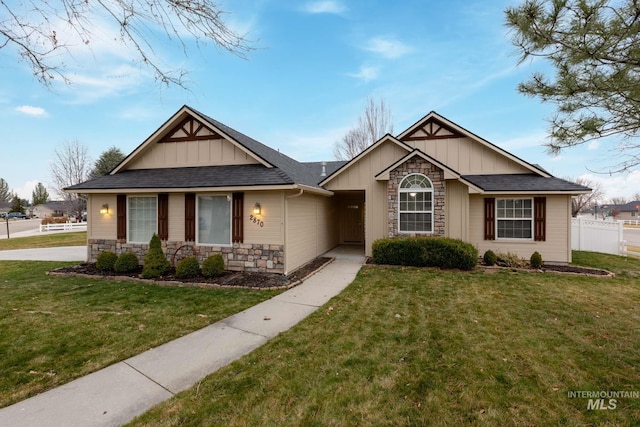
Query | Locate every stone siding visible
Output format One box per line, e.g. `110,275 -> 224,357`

387,156 -> 445,237
88,239 -> 285,274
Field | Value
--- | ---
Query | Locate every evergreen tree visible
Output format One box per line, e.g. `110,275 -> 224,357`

89,147 -> 126,179
10,194 -> 25,214
32,182 -> 49,205
0,178 -> 10,202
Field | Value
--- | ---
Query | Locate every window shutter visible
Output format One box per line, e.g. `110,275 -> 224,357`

232,192 -> 244,243
534,197 -> 546,241
185,193 -> 196,242
484,197 -> 495,240
117,194 -> 126,241
158,193 -> 169,240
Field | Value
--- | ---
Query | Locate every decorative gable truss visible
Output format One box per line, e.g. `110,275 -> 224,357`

160,117 -> 223,143
400,117 -> 464,141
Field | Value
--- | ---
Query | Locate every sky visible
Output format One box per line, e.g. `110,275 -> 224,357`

1,0 -> 638,203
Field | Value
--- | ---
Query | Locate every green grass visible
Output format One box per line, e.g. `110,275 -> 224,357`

0,232 -> 87,250
0,261 -> 280,408
129,252 -> 640,426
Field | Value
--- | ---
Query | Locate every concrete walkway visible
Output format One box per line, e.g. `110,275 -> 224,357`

0,246 -> 365,427
0,246 -> 87,261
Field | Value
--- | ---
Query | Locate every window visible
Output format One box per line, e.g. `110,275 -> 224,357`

398,173 -> 433,233
496,198 -> 533,239
197,195 -> 231,245
128,196 -> 157,243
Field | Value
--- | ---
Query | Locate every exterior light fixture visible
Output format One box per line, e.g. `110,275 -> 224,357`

253,202 -> 261,215
100,204 -> 109,215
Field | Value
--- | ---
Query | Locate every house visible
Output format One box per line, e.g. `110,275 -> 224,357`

32,201 -> 74,219
599,201 -> 640,221
66,105 -> 591,274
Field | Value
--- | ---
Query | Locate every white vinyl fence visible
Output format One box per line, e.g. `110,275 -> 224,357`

40,222 -> 87,232
571,218 -> 626,256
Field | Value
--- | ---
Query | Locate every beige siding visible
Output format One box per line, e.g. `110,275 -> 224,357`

285,192 -> 338,273
324,142 -> 407,256
88,194 -> 117,240
469,194 -> 572,263
406,137 -> 532,175
127,138 -> 260,170
445,181 -> 469,240
167,193 -> 184,242
245,191 -> 284,245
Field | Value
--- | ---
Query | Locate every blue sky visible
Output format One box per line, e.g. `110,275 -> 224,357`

1,0 -> 638,202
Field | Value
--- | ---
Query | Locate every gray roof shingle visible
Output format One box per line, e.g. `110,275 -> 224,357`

462,174 -> 591,192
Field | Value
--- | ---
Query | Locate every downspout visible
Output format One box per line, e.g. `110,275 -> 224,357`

284,187 -> 305,275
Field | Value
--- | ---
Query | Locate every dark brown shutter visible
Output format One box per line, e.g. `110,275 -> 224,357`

185,193 -> 196,242
158,193 -> 169,240
534,197 -> 546,241
484,197 -> 495,240
232,192 -> 244,243
117,194 -> 126,241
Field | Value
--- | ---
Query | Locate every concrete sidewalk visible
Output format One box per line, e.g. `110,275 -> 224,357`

0,246 -> 87,261
0,247 -> 365,427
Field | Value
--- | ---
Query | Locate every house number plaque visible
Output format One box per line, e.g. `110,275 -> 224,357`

249,214 -> 264,227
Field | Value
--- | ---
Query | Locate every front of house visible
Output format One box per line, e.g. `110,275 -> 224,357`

67,105 -> 590,274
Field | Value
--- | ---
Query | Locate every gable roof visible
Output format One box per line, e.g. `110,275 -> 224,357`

71,105 -> 332,194
374,149 -> 462,181
600,200 -> 640,212
398,111 -> 551,178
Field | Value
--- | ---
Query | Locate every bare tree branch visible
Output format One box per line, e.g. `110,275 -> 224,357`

334,98 -> 393,160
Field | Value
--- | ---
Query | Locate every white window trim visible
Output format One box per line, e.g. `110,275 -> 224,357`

495,197 -> 534,241
127,195 -> 158,244
398,173 -> 434,234
196,193 -> 232,247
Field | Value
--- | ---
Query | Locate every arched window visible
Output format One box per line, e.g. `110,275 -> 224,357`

398,174 -> 433,233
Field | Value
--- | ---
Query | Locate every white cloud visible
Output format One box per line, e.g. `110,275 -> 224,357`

578,170 -> 640,201
363,36 -> 413,59
587,140 -> 600,150
14,179 -> 44,201
15,105 -> 48,117
302,1 -> 346,14
347,65 -> 379,83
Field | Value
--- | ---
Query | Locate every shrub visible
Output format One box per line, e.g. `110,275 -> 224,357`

483,250 -> 497,266
372,237 -> 478,271
176,256 -> 201,279
96,251 -> 118,272
114,252 -> 139,273
141,233 -> 170,279
530,251 -> 543,269
202,254 -> 225,277
495,252 -> 527,268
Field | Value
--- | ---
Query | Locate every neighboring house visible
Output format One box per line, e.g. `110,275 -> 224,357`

599,201 -> 640,220
32,201 -> 72,219
66,105 -> 591,274
0,201 -> 10,216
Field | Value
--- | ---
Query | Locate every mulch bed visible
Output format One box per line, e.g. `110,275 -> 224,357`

49,257 -> 334,290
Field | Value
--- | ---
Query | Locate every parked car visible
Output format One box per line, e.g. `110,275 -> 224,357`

7,212 -> 28,219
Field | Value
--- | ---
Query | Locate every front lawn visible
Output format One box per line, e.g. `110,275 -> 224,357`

0,261 -> 280,408
0,232 -> 87,250
130,252 -> 640,426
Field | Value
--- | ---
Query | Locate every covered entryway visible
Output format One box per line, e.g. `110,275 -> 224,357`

336,191 -> 365,245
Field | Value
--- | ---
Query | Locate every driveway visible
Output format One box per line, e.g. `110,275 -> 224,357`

0,246 -> 87,262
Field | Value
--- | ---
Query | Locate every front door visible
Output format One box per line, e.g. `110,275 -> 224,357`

341,198 -> 364,244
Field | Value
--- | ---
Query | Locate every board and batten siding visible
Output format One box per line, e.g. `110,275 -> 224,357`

469,194 -> 572,263
445,180 -> 469,241
127,138 -> 259,170
89,194 -> 117,240
324,141 -> 407,256
405,137 -> 532,175
285,192 -> 339,274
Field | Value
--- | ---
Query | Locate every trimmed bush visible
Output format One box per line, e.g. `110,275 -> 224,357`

496,252 -> 527,268
530,251 -> 543,269
96,251 -> 118,272
372,237 -> 478,271
176,257 -> 201,279
202,254 -> 225,277
114,252 -> 139,273
142,233 -> 170,279
483,250 -> 497,266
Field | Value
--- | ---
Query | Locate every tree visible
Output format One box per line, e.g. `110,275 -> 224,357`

0,178 -> 10,202
505,0 -> 640,172
32,182 -> 49,205
50,140 -> 91,218
10,194 -> 25,214
632,191 -> 640,201
90,147 -> 126,179
570,176 -> 603,217
608,196 -> 628,205
0,0 -> 252,88
333,98 -> 394,160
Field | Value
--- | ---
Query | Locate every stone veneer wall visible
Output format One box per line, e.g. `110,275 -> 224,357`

88,239 -> 285,274
387,156 -> 445,237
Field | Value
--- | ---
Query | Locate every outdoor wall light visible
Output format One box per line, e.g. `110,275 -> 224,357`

100,204 -> 109,215
253,202 -> 261,215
